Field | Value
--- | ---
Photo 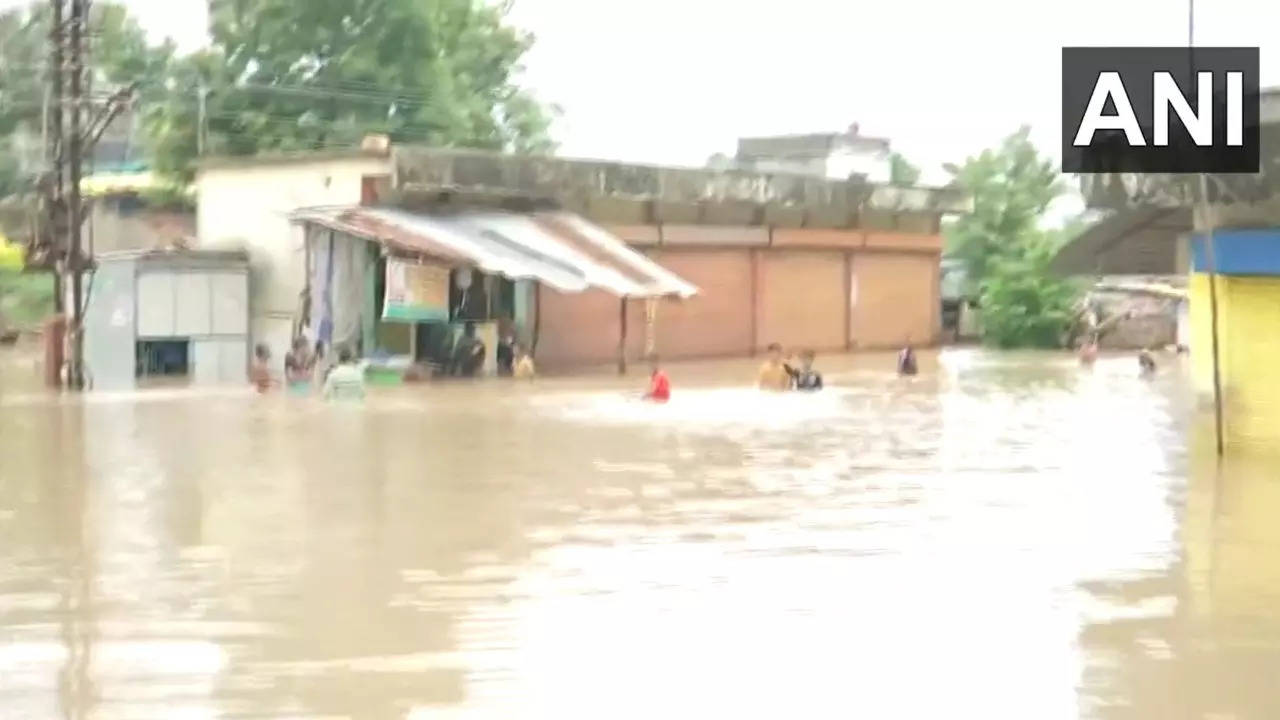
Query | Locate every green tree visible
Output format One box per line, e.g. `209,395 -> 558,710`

944,127 -> 1080,348
887,151 -> 921,186
0,2 -> 174,197
146,0 -> 557,181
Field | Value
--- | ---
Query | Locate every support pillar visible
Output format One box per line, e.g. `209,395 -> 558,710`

617,297 -> 628,375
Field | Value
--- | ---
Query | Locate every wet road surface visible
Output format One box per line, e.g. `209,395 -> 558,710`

1,349 -> 1278,719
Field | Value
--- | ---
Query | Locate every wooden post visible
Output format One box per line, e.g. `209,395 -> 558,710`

749,248 -> 760,355
532,283 -> 541,355
645,297 -> 658,357
843,251 -> 853,350
617,297 -> 628,375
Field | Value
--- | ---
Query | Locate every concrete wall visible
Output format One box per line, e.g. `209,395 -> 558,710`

195,155 -> 392,363
90,197 -> 195,254
1190,272 -> 1280,448
83,258 -> 137,391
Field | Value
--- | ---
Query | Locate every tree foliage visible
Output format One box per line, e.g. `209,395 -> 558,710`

0,0 -> 557,189
887,152 -> 921,186
146,0 -> 557,181
0,2 -> 173,196
944,127 -> 1081,348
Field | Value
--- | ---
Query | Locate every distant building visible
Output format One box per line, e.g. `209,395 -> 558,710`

735,123 -> 893,182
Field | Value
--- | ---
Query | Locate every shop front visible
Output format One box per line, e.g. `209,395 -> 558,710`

289,206 -> 697,376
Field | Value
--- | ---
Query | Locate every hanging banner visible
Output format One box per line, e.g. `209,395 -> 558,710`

382,259 -> 450,322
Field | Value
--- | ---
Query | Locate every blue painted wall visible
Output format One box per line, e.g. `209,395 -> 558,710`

1191,229 -> 1280,275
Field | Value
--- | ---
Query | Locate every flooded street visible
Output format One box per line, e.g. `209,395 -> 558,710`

1,349 -> 1278,720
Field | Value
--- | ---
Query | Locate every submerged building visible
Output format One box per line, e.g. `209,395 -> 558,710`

193,140 -> 969,373
1052,90 -> 1280,448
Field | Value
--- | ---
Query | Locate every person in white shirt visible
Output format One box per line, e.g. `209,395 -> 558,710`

323,346 -> 366,401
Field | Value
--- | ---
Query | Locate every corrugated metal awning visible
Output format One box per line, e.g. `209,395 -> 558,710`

1050,207 -> 1192,276
290,206 -> 697,298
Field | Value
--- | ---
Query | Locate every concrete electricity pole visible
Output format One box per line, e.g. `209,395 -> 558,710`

46,0 -> 66,316
42,0 -> 134,390
67,0 -> 86,390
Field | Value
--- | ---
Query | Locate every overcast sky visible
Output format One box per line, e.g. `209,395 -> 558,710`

5,0 -> 1277,188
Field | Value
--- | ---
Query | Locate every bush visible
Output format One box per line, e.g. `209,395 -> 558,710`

0,269 -> 54,329
979,241 -> 1080,349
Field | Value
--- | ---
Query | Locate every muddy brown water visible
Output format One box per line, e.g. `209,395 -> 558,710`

1,348 -> 1278,719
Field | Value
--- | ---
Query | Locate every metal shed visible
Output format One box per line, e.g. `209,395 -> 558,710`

82,249 -> 250,391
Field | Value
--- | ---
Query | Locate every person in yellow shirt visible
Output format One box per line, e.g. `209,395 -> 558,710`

513,345 -> 536,379
757,343 -> 792,392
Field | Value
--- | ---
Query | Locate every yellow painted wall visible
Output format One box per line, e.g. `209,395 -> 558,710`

1190,272 -> 1280,447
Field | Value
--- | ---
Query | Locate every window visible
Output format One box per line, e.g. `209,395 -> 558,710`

137,339 -> 190,379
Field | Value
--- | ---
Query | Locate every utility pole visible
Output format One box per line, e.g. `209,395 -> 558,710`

67,0 -> 86,391
1189,0 -> 1225,456
47,0 -> 66,316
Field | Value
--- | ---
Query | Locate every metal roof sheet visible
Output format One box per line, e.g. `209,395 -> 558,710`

290,206 -> 698,298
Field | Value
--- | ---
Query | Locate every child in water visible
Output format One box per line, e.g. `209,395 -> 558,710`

250,344 -> 273,393
643,354 -> 671,403
793,349 -> 823,391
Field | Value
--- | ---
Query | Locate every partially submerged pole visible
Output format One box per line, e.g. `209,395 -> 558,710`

1190,0 -> 1225,456
1199,176 -> 1226,456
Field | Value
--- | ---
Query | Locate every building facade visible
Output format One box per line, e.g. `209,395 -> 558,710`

195,149 -> 394,364
195,144 -> 967,371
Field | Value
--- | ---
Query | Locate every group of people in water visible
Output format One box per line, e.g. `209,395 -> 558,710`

250,337 -> 366,400
639,340 -> 920,403
248,320 -> 541,401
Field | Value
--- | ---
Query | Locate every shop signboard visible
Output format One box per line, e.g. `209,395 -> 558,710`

383,259 -> 450,322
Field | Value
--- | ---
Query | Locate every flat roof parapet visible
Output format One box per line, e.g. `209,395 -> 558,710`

392,146 -> 970,227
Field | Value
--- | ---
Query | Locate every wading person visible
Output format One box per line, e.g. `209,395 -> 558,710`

513,345 -> 536,380
1079,338 -> 1099,367
250,343 -> 274,393
496,330 -> 516,376
284,336 -> 314,394
757,343 -> 792,392
1138,348 -> 1157,377
452,322 -> 487,377
643,354 -> 670,403
323,346 -> 366,401
793,349 -> 824,391
897,342 -> 918,377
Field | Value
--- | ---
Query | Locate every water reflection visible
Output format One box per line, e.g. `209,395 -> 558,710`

1,349 -> 1277,719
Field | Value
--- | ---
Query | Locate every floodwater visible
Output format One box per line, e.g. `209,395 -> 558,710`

1,348 -> 1278,720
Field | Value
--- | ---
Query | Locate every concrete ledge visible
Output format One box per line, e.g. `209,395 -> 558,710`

662,225 -> 769,246
865,232 -> 943,252
393,146 -> 971,224
772,229 -> 864,248
608,224 -> 661,246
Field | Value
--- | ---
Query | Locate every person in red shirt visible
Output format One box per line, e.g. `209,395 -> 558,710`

643,354 -> 670,403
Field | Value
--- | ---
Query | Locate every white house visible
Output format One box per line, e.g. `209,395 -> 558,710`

195,147 -> 393,362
